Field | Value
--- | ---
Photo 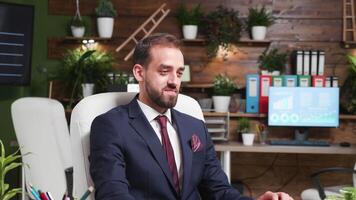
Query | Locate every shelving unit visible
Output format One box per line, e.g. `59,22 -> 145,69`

181,38 -> 271,47
205,112 -> 230,141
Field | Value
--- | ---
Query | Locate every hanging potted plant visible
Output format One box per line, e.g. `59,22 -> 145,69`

70,16 -> 85,38
70,0 -> 85,37
202,6 -> 242,58
246,6 -> 274,41
176,3 -> 204,40
258,48 -> 287,75
95,0 -> 117,38
212,74 -> 237,112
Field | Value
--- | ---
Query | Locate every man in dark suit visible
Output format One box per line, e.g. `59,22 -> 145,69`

90,33 -> 293,200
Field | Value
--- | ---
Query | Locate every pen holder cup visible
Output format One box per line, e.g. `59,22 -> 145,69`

259,130 -> 268,144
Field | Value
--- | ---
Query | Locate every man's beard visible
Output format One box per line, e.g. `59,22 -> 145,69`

145,80 -> 178,109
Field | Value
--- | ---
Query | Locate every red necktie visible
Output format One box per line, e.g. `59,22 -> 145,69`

155,115 -> 180,194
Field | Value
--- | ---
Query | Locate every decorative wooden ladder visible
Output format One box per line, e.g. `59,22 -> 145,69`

116,3 -> 170,61
343,0 -> 356,46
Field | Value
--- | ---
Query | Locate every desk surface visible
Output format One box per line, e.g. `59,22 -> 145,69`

214,141 -> 356,155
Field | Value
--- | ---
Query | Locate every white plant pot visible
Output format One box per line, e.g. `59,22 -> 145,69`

242,133 -> 255,146
97,17 -> 114,38
252,26 -> 267,40
261,70 -> 270,75
71,26 -> 85,38
212,96 -> 231,113
82,83 -> 94,97
182,25 -> 198,39
272,70 -> 280,76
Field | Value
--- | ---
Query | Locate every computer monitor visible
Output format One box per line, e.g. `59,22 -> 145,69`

0,2 -> 34,85
268,87 -> 339,141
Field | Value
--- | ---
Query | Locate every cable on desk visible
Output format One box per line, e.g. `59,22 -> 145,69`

273,154 -> 300,192
240,154 -> 279,181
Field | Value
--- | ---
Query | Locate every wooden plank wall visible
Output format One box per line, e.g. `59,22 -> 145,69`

49,0 -> 356,199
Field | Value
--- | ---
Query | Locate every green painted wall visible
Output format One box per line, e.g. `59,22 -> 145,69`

0,0 -> 78,150
0,0 -> 87,192
0,1 -> 94,190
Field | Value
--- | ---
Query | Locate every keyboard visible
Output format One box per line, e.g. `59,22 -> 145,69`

269,140 -> 330,146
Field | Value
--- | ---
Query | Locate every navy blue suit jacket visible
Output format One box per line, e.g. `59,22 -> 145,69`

90,98 -> 250,200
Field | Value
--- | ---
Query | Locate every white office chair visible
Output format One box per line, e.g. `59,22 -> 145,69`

301,163 -> 356,200
69,92 -> 204,199
11,97 -> 73,200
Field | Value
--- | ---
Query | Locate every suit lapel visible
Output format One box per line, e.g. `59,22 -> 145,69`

172,109 -> 193,199
127,99 -> 177,194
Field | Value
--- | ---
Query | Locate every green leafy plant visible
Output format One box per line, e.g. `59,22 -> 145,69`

340,54 -> 356,114
54,49 -> 114,106
326,187 -> 356,200
238,118 -> 250,133
0,140 -> 23,200
258,49 -> 287,72
95,0 -> 117,17
245,6 -> 274,31
70,16 -> 85,27
213,74 -> 237,96
176,4 -> 204,26
202,6 -> 242,58
113,72 -> 130,85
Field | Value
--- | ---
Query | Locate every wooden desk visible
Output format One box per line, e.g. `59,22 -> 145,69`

214,141 -> 356,182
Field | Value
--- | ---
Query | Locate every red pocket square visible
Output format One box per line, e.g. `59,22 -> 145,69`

191,134 -> 203,152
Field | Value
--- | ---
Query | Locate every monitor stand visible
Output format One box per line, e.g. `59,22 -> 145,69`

294,127 -> 309,141
269,127 -> 330,146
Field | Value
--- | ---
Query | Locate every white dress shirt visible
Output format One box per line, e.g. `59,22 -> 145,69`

137,99 -> 183,188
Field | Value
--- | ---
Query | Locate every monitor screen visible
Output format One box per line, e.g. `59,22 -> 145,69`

268,87 -> 339,127
0,2 -> 34,85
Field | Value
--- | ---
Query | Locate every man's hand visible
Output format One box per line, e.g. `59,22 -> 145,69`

257,191 -> 294,200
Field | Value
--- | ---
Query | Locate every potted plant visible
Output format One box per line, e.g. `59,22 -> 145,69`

202,6 -> 242,58
0,140 -> 23,200
212,74 -> 237,112
70,16 -> 85,38
176,4 -> 204,40
238,118 -> 254,145
54,49 -> 114,107
340,54 -> 356,114
258,48 -> 287,75
245,6 -> 274,40
95,0 -> 117,38
326,187 -> 356,200
107,72 -> 130,92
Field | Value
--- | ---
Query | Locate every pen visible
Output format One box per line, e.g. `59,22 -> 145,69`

27,184 -> 41,200
29,187 -> 41,200
79,186 -> 94,200
46,192 -> 54,200
39,191 -> 49,200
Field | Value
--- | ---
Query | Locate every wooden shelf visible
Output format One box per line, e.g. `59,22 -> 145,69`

340,114 -> 356,120
203,112 -> 267,118
63,36 -> 113,41
181,83 -> 213,88
182,38 -> 271,46
204,112 -> 356,120
341,41 -> 356,48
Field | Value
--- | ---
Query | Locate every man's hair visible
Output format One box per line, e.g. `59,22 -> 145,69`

133,33 -> 181,67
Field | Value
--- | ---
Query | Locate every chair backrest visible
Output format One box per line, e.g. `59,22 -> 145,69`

11,97 -> 72,200
70,92 -> 204,199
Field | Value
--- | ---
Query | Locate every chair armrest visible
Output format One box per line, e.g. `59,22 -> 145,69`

310,167 -> 356,200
